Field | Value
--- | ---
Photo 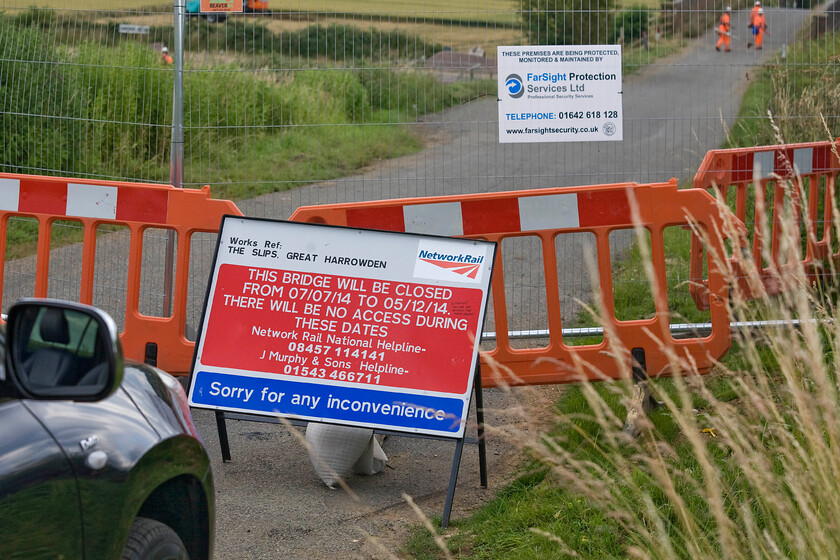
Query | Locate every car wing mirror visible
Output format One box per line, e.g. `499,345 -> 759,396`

5,299 -> 124,401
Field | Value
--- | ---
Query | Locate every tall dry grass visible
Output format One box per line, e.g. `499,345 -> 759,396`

534,153 -> 836,558
411,141 -> 840,559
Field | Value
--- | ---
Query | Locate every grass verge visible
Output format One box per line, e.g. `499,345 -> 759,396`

726,30 -> 840,148
404,170 -> 840,559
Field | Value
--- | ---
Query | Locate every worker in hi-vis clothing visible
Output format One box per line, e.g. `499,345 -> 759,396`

749,0 -> 761,27
716,6 -> 732,52
161,46 -> 173,64
752,8 -> 767,49
748,1 -> 765,49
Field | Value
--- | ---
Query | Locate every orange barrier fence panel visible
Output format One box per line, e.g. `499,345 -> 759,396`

291,180 -> 733,388
690,140 -> 840,307
0,173 -> 242,374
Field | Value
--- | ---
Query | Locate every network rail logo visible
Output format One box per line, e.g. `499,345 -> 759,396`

420,251 -> 483,278
504,74 -> 524,99
414,242 -> 487,283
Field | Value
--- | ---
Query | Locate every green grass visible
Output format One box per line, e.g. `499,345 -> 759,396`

270,0 -> 521,26
726,31 -> 840,148
405,294 -> 840,559
569,225 -> 712,334
406,464 -> 626,559
404,375 -> 743,559
186,120 -> 423,200
16,0 -> 522,25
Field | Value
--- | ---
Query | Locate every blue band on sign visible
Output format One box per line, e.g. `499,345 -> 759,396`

191,370 -> 465,434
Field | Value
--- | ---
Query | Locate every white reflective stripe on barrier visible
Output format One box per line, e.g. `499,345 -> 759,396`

518,193 -> 580,230
404,201 -> 463,235
337,187 -> 633,235
0,174 -> 169,223
67,183 -> 118,220
0,178 -> 20,211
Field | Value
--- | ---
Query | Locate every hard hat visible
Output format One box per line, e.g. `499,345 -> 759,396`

162,46 -> 169,53
725,5 -> 731,10
758,7 -> 763,12
755,0 -> 760,5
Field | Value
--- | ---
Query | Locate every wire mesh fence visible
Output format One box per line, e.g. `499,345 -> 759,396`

1,0 -> 837,337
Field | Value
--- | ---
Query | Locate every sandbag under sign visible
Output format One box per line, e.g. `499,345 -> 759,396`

305,423 -> 387,488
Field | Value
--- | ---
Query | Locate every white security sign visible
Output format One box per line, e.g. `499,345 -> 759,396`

497,45 -> 623,143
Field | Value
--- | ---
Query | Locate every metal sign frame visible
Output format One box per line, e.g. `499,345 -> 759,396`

188,216 -> 496,525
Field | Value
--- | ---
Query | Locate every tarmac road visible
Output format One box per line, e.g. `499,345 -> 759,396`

202,7 -> 813,560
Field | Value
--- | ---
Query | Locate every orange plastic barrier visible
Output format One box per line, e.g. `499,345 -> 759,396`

290,180 -> 733,388
0,173 -> 242,373
691,140 -> 840,307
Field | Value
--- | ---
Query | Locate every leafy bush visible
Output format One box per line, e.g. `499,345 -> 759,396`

220,19 -> 275,54
6,11 -> 442,63
0,21 -> 86,174
10,6 -> 57,28
520,0 -> 616,46
187,21 -> 442,61
278,24 -> 441,61
74,43 -> 173,172
613,5 -> 651,43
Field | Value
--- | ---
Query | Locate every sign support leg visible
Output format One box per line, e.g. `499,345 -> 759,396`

474,363 -> 488,488
440,361 -> 486,527
441,437 -> 465,528
216,411 -> 232,462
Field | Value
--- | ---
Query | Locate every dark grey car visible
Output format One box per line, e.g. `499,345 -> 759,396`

0,299 -> 214,559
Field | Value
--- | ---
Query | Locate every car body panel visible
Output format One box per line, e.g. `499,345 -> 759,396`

120,363 -> 197,441
23,386 -> 159,557
0,399 -> 84,559
0,301 -> 214,559
25,386 -> 159,475
23,367 -> 214,559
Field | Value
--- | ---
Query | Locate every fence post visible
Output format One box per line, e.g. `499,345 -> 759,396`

165,0 -> 187,316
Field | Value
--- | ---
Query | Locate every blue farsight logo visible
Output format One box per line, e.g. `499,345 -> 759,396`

505,74 -> 524,98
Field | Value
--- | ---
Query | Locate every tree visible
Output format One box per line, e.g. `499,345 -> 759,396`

520,0 -> 616,46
